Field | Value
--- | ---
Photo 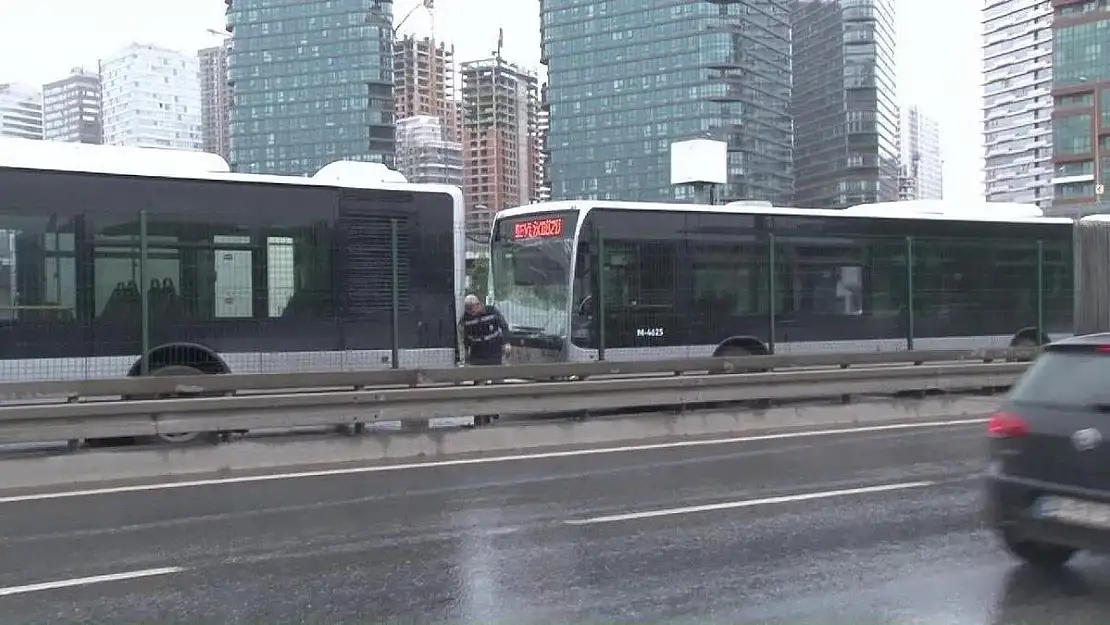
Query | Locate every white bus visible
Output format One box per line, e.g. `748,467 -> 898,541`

0,138 -> 466,386
489,199 -> 1073,363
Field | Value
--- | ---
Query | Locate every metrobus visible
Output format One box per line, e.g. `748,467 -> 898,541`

489,200 -> 1074,364
0,138 -> 466,390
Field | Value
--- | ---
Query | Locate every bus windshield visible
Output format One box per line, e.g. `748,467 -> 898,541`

490,231 -> 573,338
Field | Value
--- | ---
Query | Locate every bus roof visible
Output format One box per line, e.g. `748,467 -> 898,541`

0,137 -> 452,194
496,199 -> 1076,226
1,136 -> 231,176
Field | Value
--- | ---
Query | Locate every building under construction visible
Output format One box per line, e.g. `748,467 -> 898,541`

460,50 -> 540,236
393,34 -> 460,143
535,82 -> 551,203
395,115 -> 463,186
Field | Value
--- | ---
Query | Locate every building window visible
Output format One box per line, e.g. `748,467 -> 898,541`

1054,21 -> 1110,87
1054,114 -> 1093,155
1056,160 -> 1094,177
1056,92 -> 1094,108
1056,181 -> 1095,198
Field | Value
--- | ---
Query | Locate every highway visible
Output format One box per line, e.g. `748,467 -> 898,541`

0,417 -> 1107,623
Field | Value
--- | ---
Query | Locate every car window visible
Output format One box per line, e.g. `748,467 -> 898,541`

1010,352 -> 1110,407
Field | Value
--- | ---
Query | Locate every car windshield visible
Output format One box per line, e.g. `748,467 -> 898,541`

489,236 -> 572,338
1010,351 -> 1110,408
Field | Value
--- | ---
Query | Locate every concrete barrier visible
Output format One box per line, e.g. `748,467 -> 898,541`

0,395 -> 999,493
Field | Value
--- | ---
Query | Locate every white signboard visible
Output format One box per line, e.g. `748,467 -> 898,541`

670,139 -> 727,185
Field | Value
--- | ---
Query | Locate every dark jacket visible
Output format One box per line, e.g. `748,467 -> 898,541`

461,305 -> 509,363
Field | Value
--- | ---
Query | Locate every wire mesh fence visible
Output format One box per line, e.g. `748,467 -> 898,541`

491,228 -> 1074,362
0,196 -> 1081,383
0,207 -> 470,382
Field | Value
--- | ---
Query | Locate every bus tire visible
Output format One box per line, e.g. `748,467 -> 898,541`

1008,332 -> 1043,363
714,345 -> 771,409
715,345 -> 768,374
144,365 -> 218,445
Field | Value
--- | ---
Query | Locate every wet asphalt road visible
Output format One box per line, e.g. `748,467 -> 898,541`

1,419 -> 1109,623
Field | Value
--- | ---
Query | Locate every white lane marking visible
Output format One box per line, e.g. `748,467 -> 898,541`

564,481 -> 936,526
0,566 -> 184,598
0,417 -> 985,505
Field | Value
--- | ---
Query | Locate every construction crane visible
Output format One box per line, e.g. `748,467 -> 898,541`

393,0 -> 435,35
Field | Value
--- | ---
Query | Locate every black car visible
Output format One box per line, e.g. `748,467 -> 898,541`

985,333 -> 1110,568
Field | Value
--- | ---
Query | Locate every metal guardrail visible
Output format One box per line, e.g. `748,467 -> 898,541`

0,347 -> 1035,403
0,349 -> 1033,444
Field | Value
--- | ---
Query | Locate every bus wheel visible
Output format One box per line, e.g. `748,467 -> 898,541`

1010,337 -> 1039,362
716,346 -> 771,408
146,365 -> 215,445
717,346 -> 767,374
156,431 -> 202,444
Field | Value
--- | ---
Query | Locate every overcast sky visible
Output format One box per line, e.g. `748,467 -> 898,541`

0,0 -> 981,201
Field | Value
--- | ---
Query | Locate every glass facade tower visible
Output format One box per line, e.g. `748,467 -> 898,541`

791,0 -> 900,208
226,0 -> 395,175
1051,1 -> 1110,215
540,0 -> 793,204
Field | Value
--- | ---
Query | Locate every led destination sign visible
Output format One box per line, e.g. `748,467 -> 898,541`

512,217 -> 565,240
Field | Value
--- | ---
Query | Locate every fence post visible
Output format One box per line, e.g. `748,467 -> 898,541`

390,218 -> 400,369
905,235 -> 915,351
597,227 -> 606,361
767,232 -> 777,354
139,210 -> 150,374
1036,239 -> 1044,343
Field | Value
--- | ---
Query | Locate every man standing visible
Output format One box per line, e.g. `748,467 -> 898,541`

460,294 -> 510,425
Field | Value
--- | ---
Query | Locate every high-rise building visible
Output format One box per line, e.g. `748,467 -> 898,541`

898,105 -> 943,200
394,35 -> 460,143
541,0 -> 792,204
791,0 -> 900,208
99,43 -> 202,150
460,56 -> 540,235
982,0 -> 1053,210
395,115 -> 463,186
199,41 -> 232,161
535,85 -> 551,203
1050,0 -> 1110,215
0,83 -> 43,140
41,68 -> 101,144
226,0 -> 395,175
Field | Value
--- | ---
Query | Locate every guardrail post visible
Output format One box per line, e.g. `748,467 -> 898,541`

905,235 -> 915,352
597,227 -> 607,361
139,210 -> 150,374
390,218 -> 400,369
768,232 -> 777,354
1036,238 -> 1044,343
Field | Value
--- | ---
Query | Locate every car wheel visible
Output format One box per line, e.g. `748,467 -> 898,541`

1000,532 -> 1076,568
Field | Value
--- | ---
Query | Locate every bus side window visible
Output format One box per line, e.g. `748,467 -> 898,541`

772,239 -> 865,317
864,238 -> 907,317
688,241 -> 766,317
602,241 -> 676,309
1043,242 -> 1072,330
